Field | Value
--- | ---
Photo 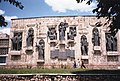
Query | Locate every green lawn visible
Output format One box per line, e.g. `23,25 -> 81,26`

0,68 -> 119,74
0,68 -> 86,74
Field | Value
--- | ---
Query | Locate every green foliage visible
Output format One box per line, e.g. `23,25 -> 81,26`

0,15 -> 8,27
76,0 -> 92,5
76,0 -> 120,35
0,0 -> 24,27
0,0 -> 24,9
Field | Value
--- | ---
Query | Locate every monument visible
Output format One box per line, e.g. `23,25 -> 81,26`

7,16 -> 120,69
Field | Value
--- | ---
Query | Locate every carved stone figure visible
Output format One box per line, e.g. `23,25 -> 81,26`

11,34 -> 17,50
67,27 -> 76,40
17,33 -> 22,50
11,32 -> 22,50
73,27 -> 77,36
111,36 -> 117,51
26,28 -> 34,47
106,34 -> 117,51
106,34 -> 113,51
47,28 -> 57,40
36,39 -> 45,60
92,27 -> 100,46
59,22 -> 68,40
81,35 -> 88,55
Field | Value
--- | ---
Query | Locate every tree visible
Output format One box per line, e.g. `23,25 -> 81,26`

76,0 -> 120,35
0,0 -> 24,27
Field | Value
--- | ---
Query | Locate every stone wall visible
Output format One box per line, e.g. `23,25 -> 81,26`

7,16 -> 120,69
0,74 -> 120,81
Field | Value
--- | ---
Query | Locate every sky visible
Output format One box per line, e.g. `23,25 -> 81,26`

0,0 -> 96,35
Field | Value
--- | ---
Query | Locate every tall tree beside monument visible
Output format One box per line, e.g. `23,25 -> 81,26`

76,0 -> 120,35
0,0 -> 24,27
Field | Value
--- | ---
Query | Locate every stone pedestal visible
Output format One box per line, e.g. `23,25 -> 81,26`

81,56 -> 88,59
94,46 -> 101,51
26,46 -> 33,51
107,51 -> 118,55
10,51 -> 21,55
37,60 -> 44,63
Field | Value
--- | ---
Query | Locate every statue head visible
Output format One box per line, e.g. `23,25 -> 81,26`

39,39 -> 44,45
18,32 -> 21,36
59,22 -> 64,27
93,27 -> 99,33
81,35 -> 86,40
28,28 -> 34,34
107,34 -> 111,38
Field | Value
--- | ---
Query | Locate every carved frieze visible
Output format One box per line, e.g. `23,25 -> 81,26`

27,24 -> 36,27
79,29 -> 88,34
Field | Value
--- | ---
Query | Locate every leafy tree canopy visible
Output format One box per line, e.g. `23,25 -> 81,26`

76,0 -> 120,35
0,0 -> 24,27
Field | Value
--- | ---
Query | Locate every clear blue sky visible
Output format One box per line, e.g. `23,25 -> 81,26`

0,0 -> 96,34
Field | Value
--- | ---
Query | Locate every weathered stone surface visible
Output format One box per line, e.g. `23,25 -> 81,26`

0,74 -> 120,81
6,16 -> 120,69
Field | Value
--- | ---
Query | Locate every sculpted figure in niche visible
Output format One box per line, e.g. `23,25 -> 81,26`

11,32 -> 22,50
47,28 -> 57,40
92,27 -> 100,46
17,33 -> 22,50
26,28 -> 34,47
111,35 -> 117,51
59,22 -> 68,40
11,33 -> 17,50
81,35 -> 88,55
36,39 -> 45,60
106,34 -> 117,51
67,27 -> 76,40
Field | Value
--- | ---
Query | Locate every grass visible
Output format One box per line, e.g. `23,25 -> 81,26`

0,68 -> 86,74
0,68 -> 120,74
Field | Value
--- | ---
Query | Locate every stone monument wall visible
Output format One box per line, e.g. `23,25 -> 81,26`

7,16 -> 120,69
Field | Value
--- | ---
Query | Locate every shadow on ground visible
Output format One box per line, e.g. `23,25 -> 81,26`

71,69 -> 120,74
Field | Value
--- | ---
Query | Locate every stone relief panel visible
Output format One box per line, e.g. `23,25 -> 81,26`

107,55 -> 119,62
106,33 -> 117,51
81,35 -> 88,55
26,28 -> 34,47
11,32 -> 22,51
47,27 -> 57,40
67,26 -> 77,40
36,39 -> 45,60
50,49 -> 75,60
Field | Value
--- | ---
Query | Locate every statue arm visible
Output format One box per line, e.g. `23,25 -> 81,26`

19,36 -> 22,42
35,42 -> 39,47
87,42 -> 89,46
26,35 -> 29,40
47,31 -> 49,36
11,38 -> 13,41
